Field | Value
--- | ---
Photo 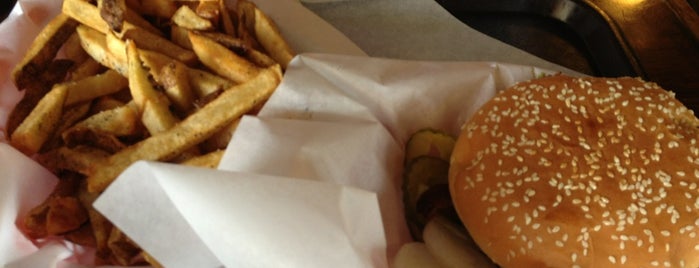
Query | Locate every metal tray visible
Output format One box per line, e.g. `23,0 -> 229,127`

436,0 -> 638,77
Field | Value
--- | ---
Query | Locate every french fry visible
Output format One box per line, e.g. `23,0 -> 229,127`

87,66 -> 281,193
160,61 -> 195,113
187,68 -> 234,98
137,0 -> 178,19
65,0 -> 162,36
118,22 -> 198,65
46,196 -> 89,235
172,5 -> 213,31
44,102 -> 92,152
196,0 -> 220,25
77,25 -> 127,75
38,146 -> 111,176
99,0 -> 126,32
11,85 -> 69,155
200,32 -> 277,68
108,228 -> 148,266
189,32 -> 261,83
13,0 -> 297,264
251,5 -> 295,69
126,40 -> 180,134
66,57 -> 105,81
6,59 -> 74,136
64,69 -> 129,106
64,102 -> 140,138
180,149 -> 225,168
64,32 -> 90,64
63,0 -> 110,34
170,25 -> 192,50
11,13 -> 78,89
219,0 -> 236,36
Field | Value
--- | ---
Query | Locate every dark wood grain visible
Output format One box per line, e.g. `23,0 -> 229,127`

583,0 -> 699,110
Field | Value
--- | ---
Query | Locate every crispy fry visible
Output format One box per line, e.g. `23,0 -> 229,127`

77,25 -> 127,74
66,102 -> 140,137
161,61 -> 195,113
137,0 -> 178,19
63,0 -> 110,34
201,118 -> 241,152
99,0 -> 126,32
66,57 -> 105,81
44,102 -> 92,152
251,5 -> 295,69
200,31 -> 276,68
87,66 -> 281,193
170,25 -> 192,50
196,0 -> 220,25
46,196 -> 89,235
187,68 -> 234,98
38,146 -> 111,175
6,59 -> 73,136
219,0 -> 236,36
189,32 -> 260,83
108,228 -> 148,266
126,40 -> 180,134
64,69 -> 128,106
12,0 -> 295,264
119,22 -> 198,65
180,149 -> 225,168
11,13 -> 78,89
11,85 -> 69,155
64,32 -> 90,64
172,5 -> 213,31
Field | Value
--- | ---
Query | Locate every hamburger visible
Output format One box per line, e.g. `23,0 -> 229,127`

448,74 -> 699,267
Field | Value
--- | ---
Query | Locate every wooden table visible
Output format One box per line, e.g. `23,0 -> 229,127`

583,0 -> 699,110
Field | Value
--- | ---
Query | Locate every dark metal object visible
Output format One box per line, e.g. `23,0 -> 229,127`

437,0 -> 699,112
435,0 -> 639,77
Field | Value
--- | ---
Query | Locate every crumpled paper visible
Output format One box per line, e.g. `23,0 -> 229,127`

0,0 -> 571,267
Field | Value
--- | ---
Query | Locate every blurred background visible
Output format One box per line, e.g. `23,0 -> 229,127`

435,0 -> 699,111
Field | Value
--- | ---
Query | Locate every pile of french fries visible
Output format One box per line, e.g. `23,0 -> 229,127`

7,0 -> 294,265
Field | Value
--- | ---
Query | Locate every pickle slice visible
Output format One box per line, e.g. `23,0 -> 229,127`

403,156 -> 450,239
404,129 -> 456,164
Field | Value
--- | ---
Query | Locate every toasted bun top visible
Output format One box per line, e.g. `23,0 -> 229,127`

449,75 -> 699,267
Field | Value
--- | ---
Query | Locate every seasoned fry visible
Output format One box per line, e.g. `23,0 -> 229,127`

77,25 -> 127,74
189,32 -> 261,83
66,58 -> 105,81
11,0 -> 296,264
126,40 -> 180,134
99,0 -> 126,32
180,149 -> 225,168
87,66 -> 281,193
11,13 -> 78,89
64,32 -> 90,64
119,23 -> 198,64
6,59 -> 73,136
63,0 -> 110,34
64,102 -> 140,138
219,0 -> 236,36
160,61 -> 195,113
11,85 -> 69,155
172,5 -> 213,31
169,25 -> 192,50
251,6 -> 295,69
38,146 -> 111,176
196,0 -> 220,24
64,69 -> 128,106
200,32 -> 277,68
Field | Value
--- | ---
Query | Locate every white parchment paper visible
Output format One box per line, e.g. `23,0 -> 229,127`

0,0 -> 573,267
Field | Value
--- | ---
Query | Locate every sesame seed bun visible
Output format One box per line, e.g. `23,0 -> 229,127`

449,74 -> 699,267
